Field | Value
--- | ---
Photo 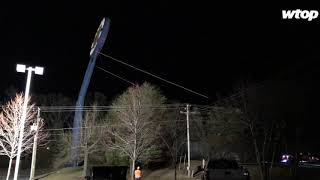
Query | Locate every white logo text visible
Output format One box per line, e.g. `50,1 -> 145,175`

282,9 -> 319,21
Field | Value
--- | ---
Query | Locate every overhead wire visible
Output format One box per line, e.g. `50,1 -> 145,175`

96,66 -> 135,85
98,52 -> 209,99
40,118 -> 214,133
39,104 -> 184,113
210,79 -> 269,106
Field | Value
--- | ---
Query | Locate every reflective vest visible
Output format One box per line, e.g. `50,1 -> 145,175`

135,169 -> 142,178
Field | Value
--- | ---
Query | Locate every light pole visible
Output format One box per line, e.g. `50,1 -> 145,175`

29,107 -> 40,180
13,64 -> 43,180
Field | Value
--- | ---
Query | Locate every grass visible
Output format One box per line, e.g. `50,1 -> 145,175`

34,162 -> 202,180
35,167 -> 198,180
35,161 -> 320,180
35,167 -> 82,180
244,165 -> 291,180
142,168 -> 197,180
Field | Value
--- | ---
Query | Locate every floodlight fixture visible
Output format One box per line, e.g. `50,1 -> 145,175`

16,64 -> 26,73
34,66 -> 44,75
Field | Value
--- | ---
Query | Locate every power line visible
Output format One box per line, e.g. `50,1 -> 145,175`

33,104 -> 218,113
96,66 -> 135,85
41,108 -> 179,113
211,80 -> 268,106
99,52 -> 209,99
38,104 -> 183,108
40,119 -> 208,133
0,104 -> 214,113
39,104 -> 183,112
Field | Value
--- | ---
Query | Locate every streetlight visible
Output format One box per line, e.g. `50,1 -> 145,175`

29,107 -> 40,180
13,64 -> 44,180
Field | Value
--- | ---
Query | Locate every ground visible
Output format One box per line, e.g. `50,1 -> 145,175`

1,161 -> 320,180
36,167 -> 83,180
35,165 -> 320,180
32,167 -> 194,180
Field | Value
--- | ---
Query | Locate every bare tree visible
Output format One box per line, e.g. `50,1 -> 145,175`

230,82 -> 285,180
80,106 -> 104,176
53,105 -> 104,176
180,105 -> 245,166
157,106 -> 186,180
104,83 -> 166,180
34,93 -> 73,129
0,93 -> 47,180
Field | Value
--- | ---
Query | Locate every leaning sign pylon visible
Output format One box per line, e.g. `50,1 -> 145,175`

71,18 -> 110,166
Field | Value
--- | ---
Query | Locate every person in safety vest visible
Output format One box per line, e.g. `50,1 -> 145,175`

134,166 -> 142,180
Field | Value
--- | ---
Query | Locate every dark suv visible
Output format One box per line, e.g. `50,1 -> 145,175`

202,159 -> 250,180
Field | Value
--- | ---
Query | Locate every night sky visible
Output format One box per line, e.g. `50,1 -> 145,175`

0,2 -> 319,104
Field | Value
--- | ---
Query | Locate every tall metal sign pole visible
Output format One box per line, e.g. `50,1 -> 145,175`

71,18 -> 110,166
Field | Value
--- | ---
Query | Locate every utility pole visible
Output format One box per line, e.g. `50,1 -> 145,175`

180,104 -> 195,178
29,107 -> 40,180
14,64 -> 43,180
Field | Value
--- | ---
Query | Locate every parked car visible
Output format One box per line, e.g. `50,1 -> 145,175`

86,166 -> 128,180
280,154 -> 294,164
280,152 -> 320,165
201,159 -> 250,180
299,152 -> 320,164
